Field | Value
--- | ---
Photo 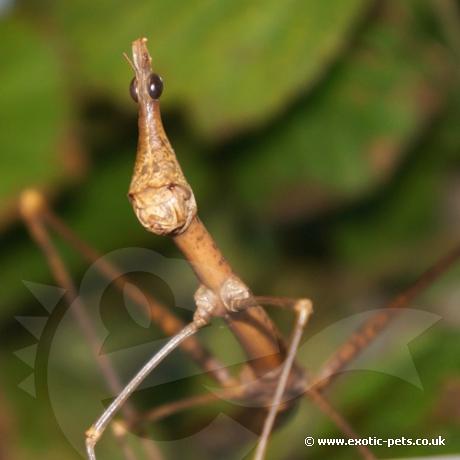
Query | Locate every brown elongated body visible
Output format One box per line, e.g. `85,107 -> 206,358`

123,42 -> 371,460
128,38 -> 289,379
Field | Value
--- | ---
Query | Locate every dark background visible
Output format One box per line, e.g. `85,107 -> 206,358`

0,0 -> 459,459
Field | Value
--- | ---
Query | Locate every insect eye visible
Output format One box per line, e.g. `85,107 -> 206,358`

129,77 -> 139,103
147,73 -> 164,100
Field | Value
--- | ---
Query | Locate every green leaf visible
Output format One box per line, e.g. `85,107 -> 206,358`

231,8 -> 447,220
333,89 -> 460,269
49,0 -> 367,138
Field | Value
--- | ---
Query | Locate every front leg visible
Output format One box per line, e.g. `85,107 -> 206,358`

85,282 -> 229,459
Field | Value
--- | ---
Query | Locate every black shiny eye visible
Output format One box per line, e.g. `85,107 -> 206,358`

147,73 -> 164,100
129,77 -> 139,103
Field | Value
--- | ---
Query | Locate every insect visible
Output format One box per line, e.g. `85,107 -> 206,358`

19,37 -> 460,460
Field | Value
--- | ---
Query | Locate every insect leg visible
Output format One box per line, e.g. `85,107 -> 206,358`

234,296 -> 375,460
314,242 -> 460,390
85,321 -> 205,459
253,299 -> 312,460
41,194 -> 235,387
85,282 -> 222,459
20,190 -> 149,460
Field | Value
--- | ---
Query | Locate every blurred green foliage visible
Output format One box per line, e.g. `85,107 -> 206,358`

50,0 -> 368,137
1,0 -> 460,459
0,17 -> 69,200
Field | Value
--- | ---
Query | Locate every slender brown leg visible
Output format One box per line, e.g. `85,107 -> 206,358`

20,190 -> 160,460
253,299 -> 312,460
304,390 -> 375,460
314,241 -> 460,390
120,384 -> 248,433
143,386 -> 243,424
236,296 -> 375,460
